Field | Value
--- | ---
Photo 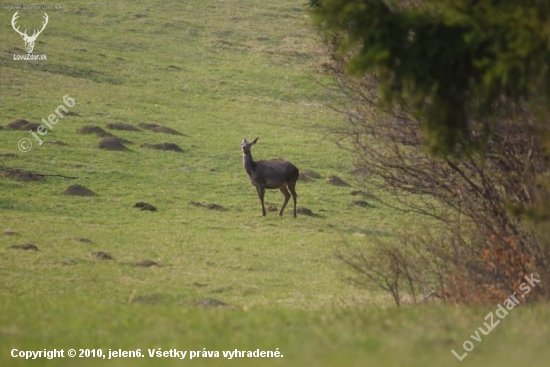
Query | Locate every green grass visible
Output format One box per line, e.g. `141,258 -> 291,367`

0,1 -> 548,366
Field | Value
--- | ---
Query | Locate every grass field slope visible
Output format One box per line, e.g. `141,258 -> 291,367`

1,1 -> 548,366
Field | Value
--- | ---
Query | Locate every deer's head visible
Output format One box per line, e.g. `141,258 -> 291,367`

241,137 -> 259,155
11,11 -> 49,54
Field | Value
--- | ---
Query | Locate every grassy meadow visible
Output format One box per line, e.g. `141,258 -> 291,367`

0,1 -> 548,366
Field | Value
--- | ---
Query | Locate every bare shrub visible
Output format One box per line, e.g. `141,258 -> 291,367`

321,31 -> 550,305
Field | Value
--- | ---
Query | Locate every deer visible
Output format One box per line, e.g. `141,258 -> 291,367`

11,11 -> 49,54
241,137 -> 299,218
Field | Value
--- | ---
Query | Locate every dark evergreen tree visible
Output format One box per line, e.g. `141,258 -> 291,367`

313,0 -> 550,155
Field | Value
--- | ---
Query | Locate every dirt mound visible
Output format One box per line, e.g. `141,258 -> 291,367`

327,175 -> 351,187
78,125 -> 110,136
351,200 -> 373,208
79,126 -> 132,143
62,258 -> 85,266
296,207 -> 317,216
134,202 -> 157,211
75,237 -> 92,243
91,251 -> 113,260
62,184 -> 96,196
138,123 -> 184,136
299,170 -> 322,182
135,260 -> 158,267
130,294 -> 166,305
9,243 -> 39,251
266,205 -> 278,212
0,153 -> 18,158
350,190 -> 376,199
45,140 -> 68,146
190,201 -> 226,211
98,136 -> 129,150
6,119 -> 40,131
61,111 -> 79,116
194,298 -> 230,308
3,230 -> 19,236
2,169 -> 45,182
105,122 -> 141,131
105,135 -> 131,144
140,142 -> 183,152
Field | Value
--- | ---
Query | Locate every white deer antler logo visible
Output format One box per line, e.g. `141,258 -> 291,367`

11,11 -> 49,54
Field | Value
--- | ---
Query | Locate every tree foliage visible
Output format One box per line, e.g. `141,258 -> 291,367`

313,0 -> 550,155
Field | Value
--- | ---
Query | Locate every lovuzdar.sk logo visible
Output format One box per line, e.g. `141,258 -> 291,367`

11,10 -> 48,60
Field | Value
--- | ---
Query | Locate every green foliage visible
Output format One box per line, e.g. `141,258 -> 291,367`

313,0 -> 550,155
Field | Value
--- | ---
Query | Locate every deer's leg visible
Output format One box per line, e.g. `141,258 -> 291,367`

279,186 -> 291,216
257,185 -> 266,216
288,180 -> 298,218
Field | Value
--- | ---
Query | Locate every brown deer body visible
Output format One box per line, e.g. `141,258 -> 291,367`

241,137 -> 299,217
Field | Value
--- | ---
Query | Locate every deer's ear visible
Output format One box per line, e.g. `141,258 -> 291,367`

251,137 -> 259,145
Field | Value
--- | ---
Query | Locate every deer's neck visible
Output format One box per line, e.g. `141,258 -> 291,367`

243,152 -> 256,176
